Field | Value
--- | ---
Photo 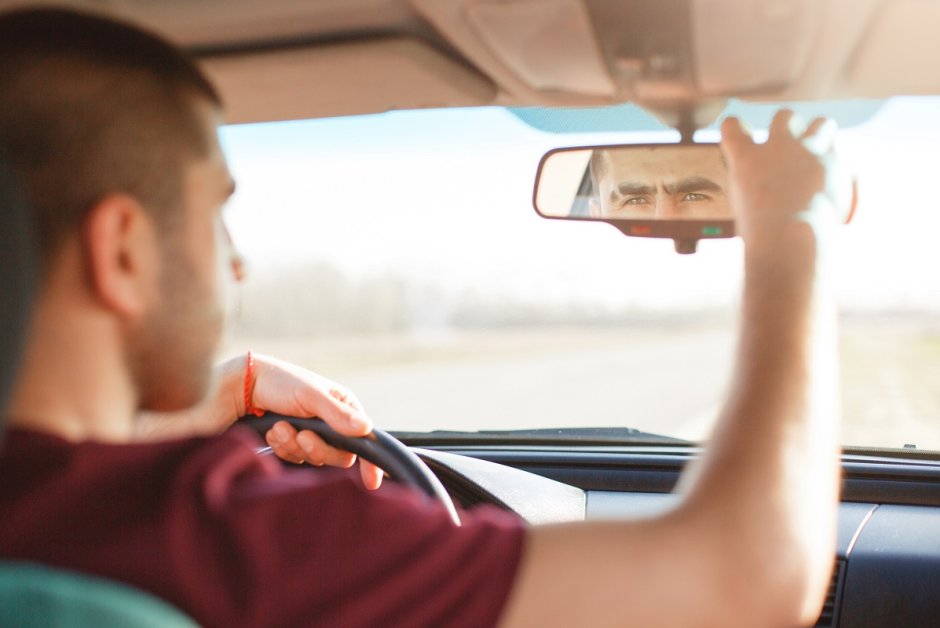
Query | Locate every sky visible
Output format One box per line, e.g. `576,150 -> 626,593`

217,96 -> 940,315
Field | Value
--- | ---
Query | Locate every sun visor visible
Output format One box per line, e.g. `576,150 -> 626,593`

200,37 -> 498,124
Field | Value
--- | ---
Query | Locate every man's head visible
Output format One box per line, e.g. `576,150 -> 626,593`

589,145 -> 731,220
0,8 -> 239,412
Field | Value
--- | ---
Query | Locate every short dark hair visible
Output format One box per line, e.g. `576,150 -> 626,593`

0,8 -> 222,268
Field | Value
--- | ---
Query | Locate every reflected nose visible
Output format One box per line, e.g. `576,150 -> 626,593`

655,192 -> 680,219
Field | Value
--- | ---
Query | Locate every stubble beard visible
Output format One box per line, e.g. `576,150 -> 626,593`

127,242 -> 224,413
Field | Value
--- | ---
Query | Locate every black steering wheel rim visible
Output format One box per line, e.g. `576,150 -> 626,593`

243,413 -> 460,525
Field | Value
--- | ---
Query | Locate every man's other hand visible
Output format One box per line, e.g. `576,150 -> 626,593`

136,353 -> 384,490
248,354 -> 384,490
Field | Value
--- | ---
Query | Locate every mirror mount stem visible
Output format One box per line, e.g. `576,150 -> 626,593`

676,108 -> 704,252
674,238 -> 699,255
677,108 -> 697,145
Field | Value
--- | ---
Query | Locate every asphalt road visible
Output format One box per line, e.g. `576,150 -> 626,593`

227,319 -> 940,449
334,327 -> 736,440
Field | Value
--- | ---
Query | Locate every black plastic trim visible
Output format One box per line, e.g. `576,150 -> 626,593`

411,446 -> 940,507
839,505 -> 940,627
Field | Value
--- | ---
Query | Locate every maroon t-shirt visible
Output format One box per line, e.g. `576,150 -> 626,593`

0,427 -> 525,627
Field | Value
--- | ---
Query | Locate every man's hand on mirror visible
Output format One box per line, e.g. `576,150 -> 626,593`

720,109 -> 847,252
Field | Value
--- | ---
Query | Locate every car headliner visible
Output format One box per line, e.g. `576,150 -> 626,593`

0,0 -> 936,125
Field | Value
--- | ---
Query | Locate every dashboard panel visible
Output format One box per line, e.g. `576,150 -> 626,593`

414,445 -> 940,628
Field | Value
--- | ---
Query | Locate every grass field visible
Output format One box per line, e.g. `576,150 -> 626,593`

839,316 -> 940,449
223,315 -> 940,452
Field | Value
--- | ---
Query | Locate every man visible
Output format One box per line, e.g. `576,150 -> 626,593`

0,8 -> 844,627
589,145 -> 734,220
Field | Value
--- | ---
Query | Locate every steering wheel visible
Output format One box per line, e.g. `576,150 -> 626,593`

243,413 -> 460,525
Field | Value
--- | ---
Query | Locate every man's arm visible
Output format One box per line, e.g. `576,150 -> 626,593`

499,111 -> 843,628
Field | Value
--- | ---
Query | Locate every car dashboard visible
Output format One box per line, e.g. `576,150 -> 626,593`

409,444 -> 940,628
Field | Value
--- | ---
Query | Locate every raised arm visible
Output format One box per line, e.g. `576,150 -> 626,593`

500,110 -> 843,628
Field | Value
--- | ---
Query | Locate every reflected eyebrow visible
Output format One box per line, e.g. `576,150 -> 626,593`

614,182 -> 656,197
665,177 -> 724,196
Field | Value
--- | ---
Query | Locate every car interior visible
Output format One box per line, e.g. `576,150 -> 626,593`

2,1 -> 940,626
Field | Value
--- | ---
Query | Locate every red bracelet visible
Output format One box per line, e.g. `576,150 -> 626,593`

244,350 -> 265,417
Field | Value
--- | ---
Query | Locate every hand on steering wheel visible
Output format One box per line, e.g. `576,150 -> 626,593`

243,413 -> 461,525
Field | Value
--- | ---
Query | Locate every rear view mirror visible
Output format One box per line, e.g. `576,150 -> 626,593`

533,143 -> 732,254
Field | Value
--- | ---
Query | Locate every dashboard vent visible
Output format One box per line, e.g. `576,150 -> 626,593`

814,559 -> 845,627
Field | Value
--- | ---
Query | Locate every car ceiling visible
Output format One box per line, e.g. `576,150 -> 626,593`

1,0 -> 939,125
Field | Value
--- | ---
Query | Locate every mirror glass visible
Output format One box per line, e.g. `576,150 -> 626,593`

535,143 -> 733,232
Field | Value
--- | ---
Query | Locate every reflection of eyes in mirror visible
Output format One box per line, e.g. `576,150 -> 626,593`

590,146 -> 731,220
536,145 -> 733,222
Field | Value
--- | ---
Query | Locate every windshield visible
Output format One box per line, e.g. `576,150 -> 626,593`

220,96 -> 940,452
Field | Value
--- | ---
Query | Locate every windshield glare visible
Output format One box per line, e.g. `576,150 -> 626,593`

219,96 -> 940,452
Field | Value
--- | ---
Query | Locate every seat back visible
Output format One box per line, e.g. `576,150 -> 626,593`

0,155 -> 35,435
0,561 -> 197,628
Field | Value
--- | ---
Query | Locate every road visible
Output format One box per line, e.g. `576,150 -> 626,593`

226,319 -> 940,449
290,327 -> 736,440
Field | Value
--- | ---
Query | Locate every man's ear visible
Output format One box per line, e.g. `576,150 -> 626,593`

81,194 -> 161,319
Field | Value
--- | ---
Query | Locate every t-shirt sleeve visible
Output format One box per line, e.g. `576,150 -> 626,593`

175,432 -> 526,628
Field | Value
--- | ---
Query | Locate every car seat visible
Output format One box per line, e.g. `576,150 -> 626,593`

0,562 -> 197,627
0,153 -> 34,438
